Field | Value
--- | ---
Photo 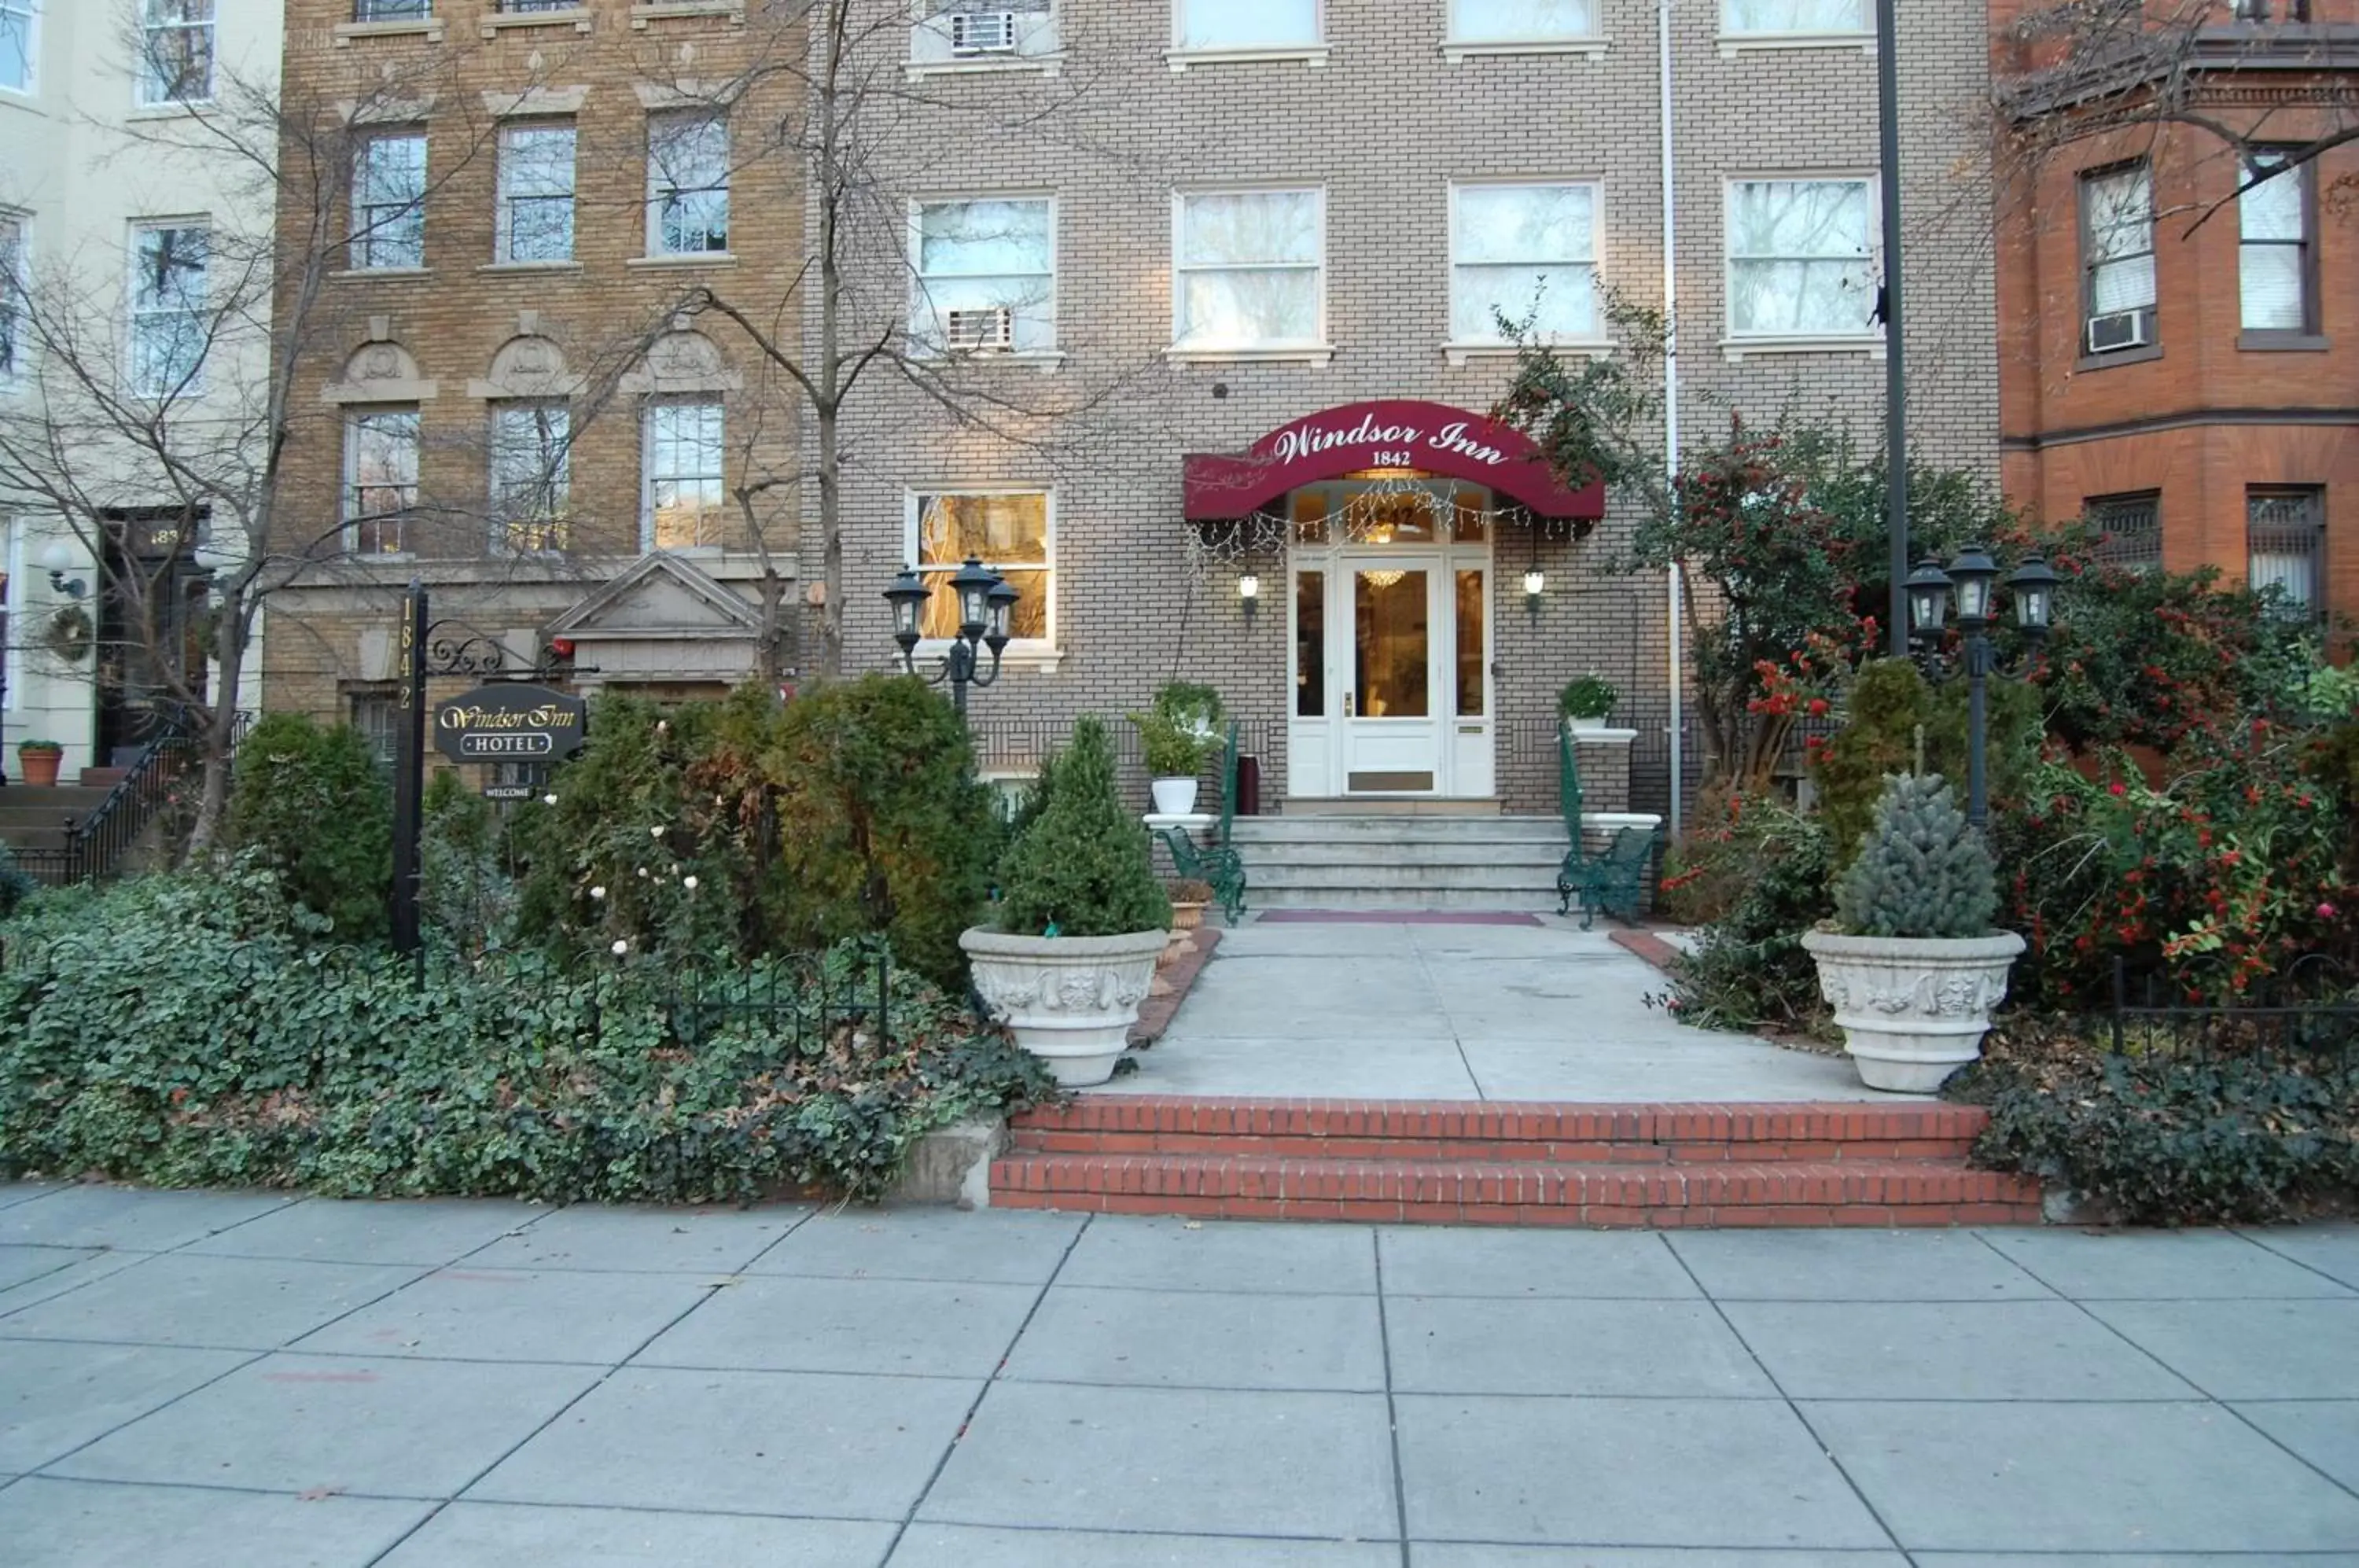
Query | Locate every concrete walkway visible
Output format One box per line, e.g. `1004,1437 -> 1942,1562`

6,1183 -> 2359,1563
1137,915 -> 1890,1101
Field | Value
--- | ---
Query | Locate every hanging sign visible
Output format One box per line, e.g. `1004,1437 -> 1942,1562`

433,683 -> 587,763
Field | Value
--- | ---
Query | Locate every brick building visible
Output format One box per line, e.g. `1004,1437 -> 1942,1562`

1993,0 -> 2359,628
264,0 -> 2000,836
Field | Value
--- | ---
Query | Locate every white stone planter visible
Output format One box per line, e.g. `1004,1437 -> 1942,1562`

960,926 -> 1169,1087
1801,928 -> 2027,1093
1565,714 -> 1613,735
1150,777 -> 1200,815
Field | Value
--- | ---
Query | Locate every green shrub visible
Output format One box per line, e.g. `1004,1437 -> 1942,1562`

421,768 -> 517,954
0,843 -> 36,922
1659,794 -> 1836,1031
999,716 -> 1171,937
1558,673 -> 1619,720
225,713 -> 392,942
1810,657 -> 2041,874
1834,773 -> 1996,939
1128,681 -> 1225,778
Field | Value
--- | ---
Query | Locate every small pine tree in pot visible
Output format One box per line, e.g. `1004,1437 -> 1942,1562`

962,717 -> 1176,1085
1801,773 -> 2025,1091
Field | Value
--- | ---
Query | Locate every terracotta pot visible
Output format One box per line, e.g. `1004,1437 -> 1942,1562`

17,749 -> 62,788
1169,900 -> 1208,932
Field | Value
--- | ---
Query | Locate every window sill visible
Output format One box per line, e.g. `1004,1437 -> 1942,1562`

627,252 -> 737,269
1165,44 -> 1330,72
1443,339 -> 1610,366
126,100 -> 213,120
330,267 -> 432,281
642,543 -> 724,557
1720,334 -> 1883,362
481,6 -> 592,35
914,641 -> 1062,675
904,52 -> 1067,80
2074,343 -> 2162,372
1441,37 -> 1606,62
479,259 -> 583,274
334,18 -> 446,46
2239,330 -> 2328,352
1716,31 -> 1874,58
1166,343 -> 1336,367
911,348 -> 1066,370
631,2 -> 744,28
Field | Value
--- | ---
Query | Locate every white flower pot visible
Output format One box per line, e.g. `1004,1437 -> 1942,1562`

960,926 -> 1170,1087
1150,776 -> 1200,815
1565,715 -> 1611,735
1801,928 -> 2027,1093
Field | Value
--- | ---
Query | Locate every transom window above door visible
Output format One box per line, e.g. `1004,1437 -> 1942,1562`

1450,182 -> 1600,352
1450,0 -> 1597,44
1725,178 -> 1879,342
908,491 -> 1051,643
1171,0 -> 1321,57
1173,189 -> 1327,361
911,197 -> 1055,356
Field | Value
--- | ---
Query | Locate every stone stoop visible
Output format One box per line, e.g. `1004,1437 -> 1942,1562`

1227,815 -> 1573,911
989,1097 -> 2042,1228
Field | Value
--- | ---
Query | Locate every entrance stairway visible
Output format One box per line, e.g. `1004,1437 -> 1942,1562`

1228,811 -> 1571,911
991,1097 -> 2042,1227
0,786 -> 116,873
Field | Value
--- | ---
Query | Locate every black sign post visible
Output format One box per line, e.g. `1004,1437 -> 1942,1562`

389,581 -> 429,959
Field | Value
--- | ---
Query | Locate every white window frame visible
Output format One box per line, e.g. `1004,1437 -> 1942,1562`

488,401 -> 571,554
907,193 -> 1059,362
2239,149 -> 2313,338
350,131 -> 428,272
127,219 -> 210,397
496,121 -> 576,265
1167,0 -> 1328,70
1720,175 -> 1883,359
645,112 -> 731,259
903,488 -> 1058,657
1443,0 -> 1605,62
640,396 -> 726,551
1,0 -> 39,96
906,0 -> 1064,79
1717,0 -> 1872,56
1169,186 -> 1331,365
137,0 -> 214,108
0,212 -> 24,387
1445,179 -> 1606,363
343,405 -> 419,559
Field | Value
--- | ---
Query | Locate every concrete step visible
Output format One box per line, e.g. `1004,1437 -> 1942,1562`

79,767 -> 130,789
1244,842 -> 1567,870
1279,797 -> 1505,817
1253,865 -> 1561,893
0,786 -> 112,812
1233,815 -> 1567,844
1252,887 -> 1563,911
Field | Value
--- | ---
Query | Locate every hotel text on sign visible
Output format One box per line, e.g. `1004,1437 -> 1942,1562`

432,683 -> 587,765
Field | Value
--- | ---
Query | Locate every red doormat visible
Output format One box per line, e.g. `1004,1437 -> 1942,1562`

1255,911 -> 1543,926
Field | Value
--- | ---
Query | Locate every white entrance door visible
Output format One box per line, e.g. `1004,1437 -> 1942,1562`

1288,547 -> 1492,798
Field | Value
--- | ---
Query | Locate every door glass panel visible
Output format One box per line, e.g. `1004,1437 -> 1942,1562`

1295,569 -> 1324,717
1356,569 -> 1430,719
1456,569 -> 1485,717
1452,488 -> 1489,543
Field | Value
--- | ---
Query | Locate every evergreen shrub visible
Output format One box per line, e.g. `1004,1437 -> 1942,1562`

225,713 -> 392,942
998,717 -> 1171,937
1833,773 -> 1997,940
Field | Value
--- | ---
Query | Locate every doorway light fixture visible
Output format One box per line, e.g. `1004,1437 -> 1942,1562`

1237,572 -> 1260,628
1523,569 -> 1545,622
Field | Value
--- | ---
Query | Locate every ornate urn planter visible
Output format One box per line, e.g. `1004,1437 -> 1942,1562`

960,926 -> 1168,1087
1800,929 -> 2026,1093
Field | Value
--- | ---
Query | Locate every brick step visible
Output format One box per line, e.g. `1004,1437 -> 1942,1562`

987,1154 -> 2041,1228
1009,1128 -> 1978,1164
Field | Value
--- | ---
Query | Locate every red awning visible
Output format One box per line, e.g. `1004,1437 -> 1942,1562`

1182,399 -> 1604,521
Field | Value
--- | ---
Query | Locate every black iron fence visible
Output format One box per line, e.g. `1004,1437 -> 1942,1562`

14,711 -> 252,888
2107,955 -> 2359,1060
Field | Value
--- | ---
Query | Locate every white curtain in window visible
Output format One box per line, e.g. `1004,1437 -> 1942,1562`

1454,0 -> 1593,39
1453,184 -> 1596,340
2085,167 -> 2155,314
2239,157 -> 2306,331
2247,493 -> 2323,614
1728,180 -> 1873,335
1724,0 -> 1865,32
1178,190 -> 1321,348
915,200 -> 1054,352
1177,0 -> 1318,49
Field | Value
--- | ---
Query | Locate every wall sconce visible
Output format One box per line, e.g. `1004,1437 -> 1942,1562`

1238,572 -> 1260,627
39,541 -> 85,599
1522,569 -> 1545,623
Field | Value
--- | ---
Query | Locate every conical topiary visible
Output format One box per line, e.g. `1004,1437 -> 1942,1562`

1832,772 -> 1997,940
997,716 -> 1173,938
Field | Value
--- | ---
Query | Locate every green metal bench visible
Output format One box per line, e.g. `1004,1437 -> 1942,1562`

1150,720 -> 1248,925
1555,727 -> 1657,929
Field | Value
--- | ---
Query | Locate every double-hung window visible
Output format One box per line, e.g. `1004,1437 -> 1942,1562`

128,223 -> 208,396
908,491 -> 1051,644
2247,488 -> 2326,621
499,123 -> 576,263
0,215 -> 21,384
912,198 -> 1054,355
911,0 -> 1058,64
2080,162 -> 2155,355
355,0 -> 431,18
138,0 -> 212,106
1173,0 -> 1319,51
2086,492 -> 2162,572
345,408 -> 419,557
2,1 -> 37,94
2239,150 -> 2313,335
643,399 -> 724,549
1174,189 -> 1325,355
490,403 -> 569,553
1725,179 -> 1876,339
1450,182 -> 1599,348
647,113 -> 730,257
1722,0 -> 1867,34
1449,0 -> 1595,43
351,132 -> 427,271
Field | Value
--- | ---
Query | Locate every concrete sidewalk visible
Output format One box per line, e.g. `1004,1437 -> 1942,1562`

1138,915 -> 1889,1101
6,1183 -> 2359,1563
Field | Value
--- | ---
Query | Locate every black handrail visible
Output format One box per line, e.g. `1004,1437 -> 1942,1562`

24,710 -> 254,886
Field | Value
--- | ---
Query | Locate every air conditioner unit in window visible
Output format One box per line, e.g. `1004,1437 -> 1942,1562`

945,307 -> 1014,352
949,9 -> 1019,53
2086,311 -> 2150,355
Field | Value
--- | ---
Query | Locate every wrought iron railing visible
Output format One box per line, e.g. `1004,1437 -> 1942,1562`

2107,954 -> 2359,1061
14,709 -> 253,888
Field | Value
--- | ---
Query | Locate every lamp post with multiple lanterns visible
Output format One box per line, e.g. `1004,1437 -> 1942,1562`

1904,545 -> 2062,832
883,555 -> 1021,720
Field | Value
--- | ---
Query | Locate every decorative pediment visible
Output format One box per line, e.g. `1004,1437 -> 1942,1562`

547,551 -> 763,642
467,334 -> 580,399
322,338 -> 437,403
620,329 -> 739,394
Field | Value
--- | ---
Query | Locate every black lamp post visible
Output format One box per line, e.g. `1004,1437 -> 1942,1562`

884,555 -> 1018,720
1908,546 -> 2060,831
